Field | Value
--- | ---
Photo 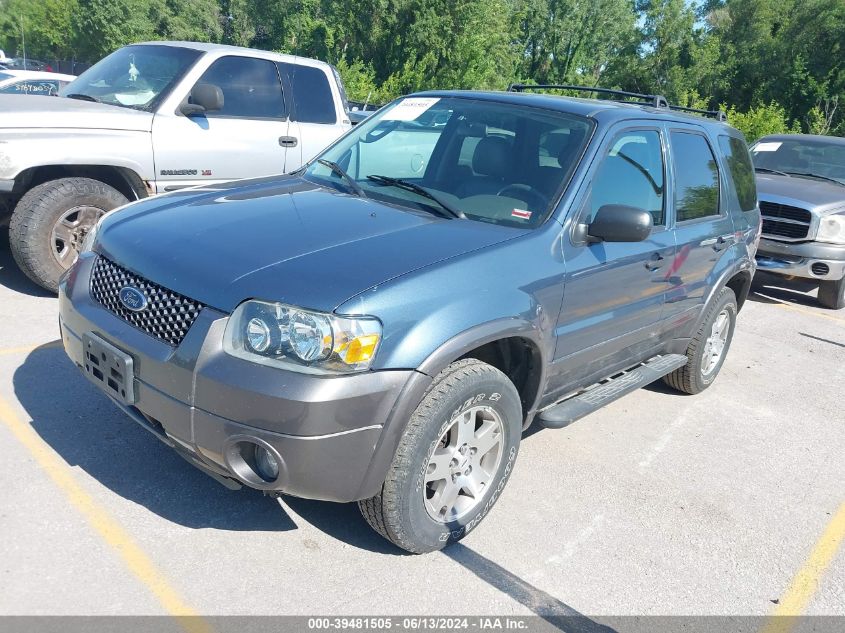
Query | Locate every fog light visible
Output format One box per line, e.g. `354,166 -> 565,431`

254,445 -> 279,481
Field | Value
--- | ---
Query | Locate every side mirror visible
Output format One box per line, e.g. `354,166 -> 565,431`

587,204 -> 653,242
180,83 -> 224,116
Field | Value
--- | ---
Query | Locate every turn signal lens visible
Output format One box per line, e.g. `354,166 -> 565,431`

337,333 -> 381,364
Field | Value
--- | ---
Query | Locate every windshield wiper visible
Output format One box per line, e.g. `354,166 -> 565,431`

755,166 -> 790,177
366,174 -> 466,219
65,93 -> 101,103
317,159 -> 366,198
783,171 -> 845,186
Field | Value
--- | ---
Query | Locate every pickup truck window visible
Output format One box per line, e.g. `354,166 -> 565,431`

195,56 -> 285,119
671,132 -> 720,221
284,63 -> 337,124
59,44 -> 202,111
588,130 -> 665,226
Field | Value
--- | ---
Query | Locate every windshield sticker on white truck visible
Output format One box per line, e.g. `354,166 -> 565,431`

382,97 -> 440,121
754,142 -> 782,152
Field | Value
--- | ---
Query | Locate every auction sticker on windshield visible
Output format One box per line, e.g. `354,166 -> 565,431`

754,142 -> 782,152
383,97 -> 440,121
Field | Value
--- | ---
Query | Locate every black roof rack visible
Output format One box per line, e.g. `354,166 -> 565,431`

667,104 -> 728,122
506,83 -> 727,121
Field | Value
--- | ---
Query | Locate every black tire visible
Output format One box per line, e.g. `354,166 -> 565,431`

818,277 -> 845,310
663,287 -> 737,395
9,177 -> 128,292
359,359 -> 522,554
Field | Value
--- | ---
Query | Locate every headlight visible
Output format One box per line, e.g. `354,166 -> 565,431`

223,300 -> 382,374
817,212 -> 845,245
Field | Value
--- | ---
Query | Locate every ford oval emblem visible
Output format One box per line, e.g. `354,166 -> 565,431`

118,286 -> 148,312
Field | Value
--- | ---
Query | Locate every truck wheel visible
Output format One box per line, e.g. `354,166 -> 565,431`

9,177 -> 128,292
663,287 -> 737,395
818,277 -> 845,310
359,359 -> 522,554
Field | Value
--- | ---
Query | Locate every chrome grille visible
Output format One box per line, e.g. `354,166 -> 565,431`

90,256 -> 204,346
760,201 -> 811,240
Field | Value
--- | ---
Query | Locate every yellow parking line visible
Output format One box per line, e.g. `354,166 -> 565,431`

0,395 -> 213,633
760,502 -> 845,633
0,341 -> 63,356
753,293 -> 845,325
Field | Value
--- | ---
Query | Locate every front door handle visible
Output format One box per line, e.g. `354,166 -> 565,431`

279,136 -> 298,147
644,253 -> 665,271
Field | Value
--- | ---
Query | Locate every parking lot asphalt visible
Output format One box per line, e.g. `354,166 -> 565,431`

0,233 -> 842,622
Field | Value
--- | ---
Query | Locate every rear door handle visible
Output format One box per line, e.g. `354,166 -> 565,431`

279,136 -> 298,147
712,234 -> 733,251
644,253 -> 665,271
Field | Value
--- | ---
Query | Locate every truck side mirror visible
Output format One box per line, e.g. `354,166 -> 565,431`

587,204 -> 653,242
180,83 -> 224,116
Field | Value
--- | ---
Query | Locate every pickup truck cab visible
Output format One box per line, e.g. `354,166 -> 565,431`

0,41 -> 352,291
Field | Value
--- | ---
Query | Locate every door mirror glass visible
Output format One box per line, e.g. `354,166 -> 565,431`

181,83 -> 224,116
588,204 -> 653,242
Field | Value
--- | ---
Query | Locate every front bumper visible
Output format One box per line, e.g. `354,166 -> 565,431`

58,253 -> 427,502
755,238 -> 845,281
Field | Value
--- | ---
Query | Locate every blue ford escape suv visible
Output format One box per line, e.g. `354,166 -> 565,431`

59,86 -> 760,553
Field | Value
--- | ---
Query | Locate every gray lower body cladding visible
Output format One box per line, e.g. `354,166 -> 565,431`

756,237 -> 845,281
58,253 -> 425,502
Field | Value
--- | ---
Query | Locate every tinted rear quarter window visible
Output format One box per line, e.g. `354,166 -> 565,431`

285,64 -> 337,124
718,134 -> 757,212
670,132 -> 720,221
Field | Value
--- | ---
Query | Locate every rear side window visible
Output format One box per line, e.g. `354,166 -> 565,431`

284,64 -> 337,124
194,56 -> 285,119
589,129 -> 666,226
670,132 -> 720,221
718,135 -> 757,212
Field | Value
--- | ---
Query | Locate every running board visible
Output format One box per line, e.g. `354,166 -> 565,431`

538,354 -> 688,429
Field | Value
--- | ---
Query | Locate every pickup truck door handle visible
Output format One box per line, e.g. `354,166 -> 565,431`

644,253 -> 665,271
279,136 -> 298,147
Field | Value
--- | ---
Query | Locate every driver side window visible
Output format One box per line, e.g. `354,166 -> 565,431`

588,129 -> 665,226
192,56 -> 285,119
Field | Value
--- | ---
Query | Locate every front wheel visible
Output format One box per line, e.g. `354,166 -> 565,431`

818,277 -> 845,310
359,359 -> 523,554
9,177 -> 128,292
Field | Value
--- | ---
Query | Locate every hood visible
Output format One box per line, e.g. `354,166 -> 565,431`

96,176 -> 524,313
0,94 -> 153,132
756,173 -> 845,214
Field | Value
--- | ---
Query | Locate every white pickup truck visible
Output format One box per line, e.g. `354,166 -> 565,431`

0,41 -> 353,291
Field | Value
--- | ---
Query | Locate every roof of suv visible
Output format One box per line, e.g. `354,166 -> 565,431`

414,89 -> 737,134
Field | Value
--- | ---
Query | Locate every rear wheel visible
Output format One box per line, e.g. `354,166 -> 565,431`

359,359 -> 522,554
818,277 -> 845,310
9,177 -> 128,292
664,287 -> 737,395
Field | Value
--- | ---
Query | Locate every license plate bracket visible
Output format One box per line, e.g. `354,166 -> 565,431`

82,332 -> 136,405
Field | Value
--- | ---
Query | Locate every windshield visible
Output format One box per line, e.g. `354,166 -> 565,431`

59,45 -> 202,111
751,137 -> 845,185
304,96 -> 593,227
